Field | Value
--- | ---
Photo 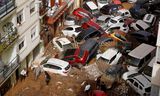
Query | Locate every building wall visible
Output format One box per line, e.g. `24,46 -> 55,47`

16,0 -> 40,62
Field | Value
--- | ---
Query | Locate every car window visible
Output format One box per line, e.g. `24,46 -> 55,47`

139,85 -> 143,90
110,19 -> 117,24
139,58 -> 144,67
109,53 -> 117,64
145,53 -> 151,61
125,12 -> 129,15
43,64 -> 62,70
75,27 -> 82,32
79,49 -> 85,58
65,65 -> 70,70
56,41 -> 62,48
65,27 -> 73,30
119,20 -> 123,23
145,87 -> 151,92
128,79 -> 134,83
134,81 -> 138,88
136,24 -> 144,30
143,66 -> 152,76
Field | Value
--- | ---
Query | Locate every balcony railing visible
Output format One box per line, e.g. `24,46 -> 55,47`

0,55 -> 19,86
0,0 -> 16,19
0,30 -> 18,53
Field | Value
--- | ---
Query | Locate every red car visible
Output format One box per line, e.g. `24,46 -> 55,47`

72,8 -> 94,21
91,90 -> 109,96
63,39 -> 99,66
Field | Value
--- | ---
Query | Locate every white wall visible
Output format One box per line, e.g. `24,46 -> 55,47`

16,0 -> 40,62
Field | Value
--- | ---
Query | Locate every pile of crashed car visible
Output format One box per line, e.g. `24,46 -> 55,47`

39,0 -> 160,96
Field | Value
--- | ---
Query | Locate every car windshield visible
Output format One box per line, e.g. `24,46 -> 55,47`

110,19 -> 117,24
63,44 -> 73,51
65,27 -> 73,30
100,57 -> 110,63
79,49 -> 85,58
143,66 -> 152,77
75,27 -> 82,32
127,56 -> 141,67
65,65 -> 70,70
64,49 -> 76,56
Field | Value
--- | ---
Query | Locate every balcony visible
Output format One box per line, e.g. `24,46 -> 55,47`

0,0 -> 16,19
0,55 -> 19,86
0,29 -> 18,53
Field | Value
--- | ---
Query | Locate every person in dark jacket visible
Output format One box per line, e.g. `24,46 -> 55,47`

44,71 -> 51,85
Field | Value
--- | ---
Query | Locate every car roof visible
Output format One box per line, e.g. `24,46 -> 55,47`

80,38 -> 98,51
101,48 -> 119,60
136,20 -> 150,29
86,1 -> 98,10
128,43 -> 155,59
56,37 -> 71,45
76,27 -> 99,41
132,74 -> 151,88
143,14 -> 155,23
46,58 -> 69,68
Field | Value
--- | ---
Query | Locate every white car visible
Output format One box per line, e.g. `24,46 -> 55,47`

97,0 -> 110,9
62,25 -> 82,37
41,58 -> 71,76
130,20 -> 150,31
122,57 -> 155,80
104,23 -> 129,34
107,16 -> 125,27
117,9 -> 131,17
96,48 -> 122,65
143,14 -> 156,26
97,15 -> 111,27
52,37 -> 73,52
126,74 -> 151,96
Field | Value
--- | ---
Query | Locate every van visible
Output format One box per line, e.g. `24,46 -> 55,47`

127,43 -> 156,71
83,1 -> 99,16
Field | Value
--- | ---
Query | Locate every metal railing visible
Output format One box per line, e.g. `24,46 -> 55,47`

0,0 -> 16,19
0,55 -> 19,86
0,30 -> 18,53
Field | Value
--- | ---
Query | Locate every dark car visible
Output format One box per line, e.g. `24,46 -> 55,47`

130,30 -> 156,45
63,39 -> 99,67
97,37 -> 113,45
75,27 -> 103,42
100,4 -> 122,15
129,4 -> 147,19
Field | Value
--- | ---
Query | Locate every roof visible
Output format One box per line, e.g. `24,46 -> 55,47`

143,14 -> 155,24
101,48 -> 118,60
80,38 -> 97,51
86,1 -> 98,10
128,43 -> 155,59
111,16 -> 123,21
47,58 -> 69,68
97,15 -> 110,21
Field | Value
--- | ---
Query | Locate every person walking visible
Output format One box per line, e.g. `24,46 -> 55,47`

34,65 -> 42,80
20,68 -> 27,81
44,71 -> 51,85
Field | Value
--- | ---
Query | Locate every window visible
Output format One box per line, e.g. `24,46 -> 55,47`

145,53 -> 151,61
31,26 -> 37,40
30,1 -> 35,14
134,82 -> 138,87
17,10 -> 24,25
56,41 -> 62,48
19,41 -> 24,51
